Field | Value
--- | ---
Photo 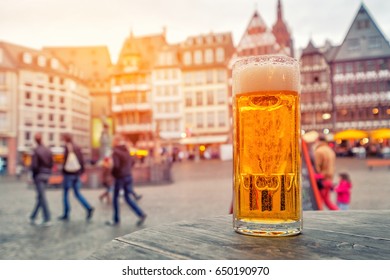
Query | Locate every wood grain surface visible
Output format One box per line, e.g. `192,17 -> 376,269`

89,210 -> 390,260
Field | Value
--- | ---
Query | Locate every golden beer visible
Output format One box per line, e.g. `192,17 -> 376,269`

232,56 -> 302,236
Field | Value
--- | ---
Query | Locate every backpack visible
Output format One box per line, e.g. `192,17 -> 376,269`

64,143 -> 81,172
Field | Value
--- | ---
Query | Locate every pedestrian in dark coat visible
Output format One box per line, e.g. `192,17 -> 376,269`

106,134 -> 146,226
30,133 -> 53,226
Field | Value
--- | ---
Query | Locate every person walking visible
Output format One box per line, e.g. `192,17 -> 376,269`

58,133 -> 94,221
30,133 -> 53,226
335,173 -> 352,210
313,134 -> 339,210
99,156 -> 113,204
106,134 -> 146,226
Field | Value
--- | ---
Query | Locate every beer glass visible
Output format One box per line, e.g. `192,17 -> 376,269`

232,55 -> 302,236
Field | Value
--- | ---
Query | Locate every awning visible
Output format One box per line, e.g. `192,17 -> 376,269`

334,129 -> 369,140
370,128 -> 390,140
179,135 -> 228,145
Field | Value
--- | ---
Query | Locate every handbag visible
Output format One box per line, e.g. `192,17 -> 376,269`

64,143 -> 81,172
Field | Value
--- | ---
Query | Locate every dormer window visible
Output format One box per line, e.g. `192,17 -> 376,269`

37,55 -> 46,67
23,52 -> 32,64
216,48 -> 225,63
50,58 -> 59,69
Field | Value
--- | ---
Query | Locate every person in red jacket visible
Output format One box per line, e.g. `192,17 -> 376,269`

335,173 -> 352,210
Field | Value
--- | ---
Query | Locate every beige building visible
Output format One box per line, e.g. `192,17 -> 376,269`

151,44 -> 184,143
0,44 -> 18,175
43,46 -> 112,158
111,32 -> 166,148
179,32 -> 235,158
0,41 -> 91,174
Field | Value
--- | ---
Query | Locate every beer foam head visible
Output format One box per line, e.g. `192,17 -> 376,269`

233,55 -> 300,94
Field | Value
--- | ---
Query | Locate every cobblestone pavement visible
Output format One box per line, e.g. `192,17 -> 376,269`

0,158 -> 389,260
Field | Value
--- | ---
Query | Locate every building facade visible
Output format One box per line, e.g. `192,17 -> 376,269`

331,4 -> 390,132
300,4 -> 390,135
0,41 -> 91,174
179,32 -> 235,158
151,44 -> 184,144
43,46 -> 112,158
111,32 -> 166,149
300,40 -> 335,133
0,44 -> 18,175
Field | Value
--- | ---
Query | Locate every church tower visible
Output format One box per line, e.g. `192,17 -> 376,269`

272,0 -> 294,57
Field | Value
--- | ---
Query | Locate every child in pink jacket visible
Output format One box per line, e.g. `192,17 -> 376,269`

335,173 -> 352,210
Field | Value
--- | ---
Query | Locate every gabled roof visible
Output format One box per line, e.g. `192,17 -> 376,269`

0,41 -> 69,74
43,46 -> 112,80
301,40 -> 320,56
334,3 -> 390,61
236,10 -> 277,52
116,32 -> 167,71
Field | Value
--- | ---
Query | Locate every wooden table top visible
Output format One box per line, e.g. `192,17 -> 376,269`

89,210 -> 390,260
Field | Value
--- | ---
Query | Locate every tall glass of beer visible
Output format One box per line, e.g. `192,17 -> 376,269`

232,55 -> 302,236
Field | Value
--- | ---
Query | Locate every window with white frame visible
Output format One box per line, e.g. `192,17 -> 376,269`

184,51 -> 192,65
207,90 -> 214,105
205,49 -> 214,64
186,113 -> 193,127
217,70 -> 226,83
185,92 -> 193,107
195,72 -> 203,84
207,111 -> 214,128
196,112 -> 204,128
37,56 -> 46,67
0,91 -> 7,105
194,50 -> 202,65
218,111 -> 226,127
196,91 -> 203,106
216,48 -> 225,62
206,70 -> 213,83
23,52 -> 32,64
216,90 -> 226,104
184,73 -> 192,85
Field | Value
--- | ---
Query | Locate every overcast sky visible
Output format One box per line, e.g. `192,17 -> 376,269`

1,0 -> 389,62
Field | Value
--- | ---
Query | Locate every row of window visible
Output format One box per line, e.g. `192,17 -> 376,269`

238,45 -> 276,57
301,92 -> 330,103
301,112 -> 332,124
182,48 -> 225,66
183,70 -> 227,85
153,69 -> 180,80
186,111 -> 228,129
334,59 -> 388,74
114,92 -> 148,104
24,113 -> 66,123
301,72 -> 329,84
156,119 -> 181,132
334,81 -> 390,95
185,90 -> 227,107
116,112 -> 152,125
155,102 -> 181,114
301,54 -> 325,67
347,36 -> 382,52
25,91 -> 65,103
21,52 -> 59,69
154,85 -> 180,97
337,107 -> 390,120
